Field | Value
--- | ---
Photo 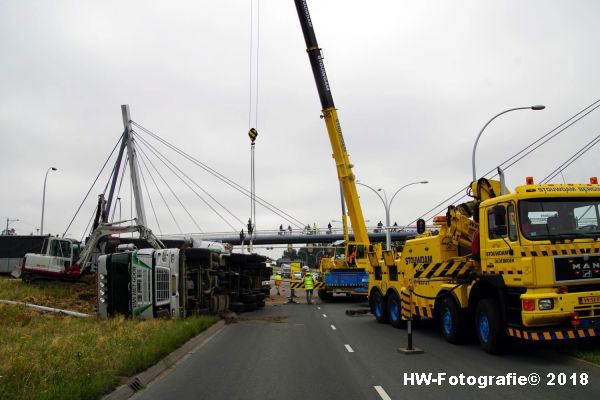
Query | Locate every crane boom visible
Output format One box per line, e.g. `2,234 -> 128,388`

293,0 -> 369,245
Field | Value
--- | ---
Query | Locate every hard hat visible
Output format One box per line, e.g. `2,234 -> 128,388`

302,266 -> 309,271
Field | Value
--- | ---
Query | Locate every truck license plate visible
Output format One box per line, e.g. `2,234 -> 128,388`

578,296 -> 600,305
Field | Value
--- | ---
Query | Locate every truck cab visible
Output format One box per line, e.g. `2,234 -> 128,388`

477,182 -> 600,337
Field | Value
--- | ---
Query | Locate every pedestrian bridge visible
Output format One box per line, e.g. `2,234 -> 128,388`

162,227 -> 419,246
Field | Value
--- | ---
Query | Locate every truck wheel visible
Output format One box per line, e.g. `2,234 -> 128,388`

475,298 -> 505,353
230,302 -> 245,313
439,296 -> 467,344
241,294 -> 257,304
209,295 -> 220,313
255,293 -> 266,302
387,292 -> 407,329
220,294 -> 230,313
370,290 -> 388,324
244,302 -> 257,312
318,289 -> 333,302
257,300 -> 266,308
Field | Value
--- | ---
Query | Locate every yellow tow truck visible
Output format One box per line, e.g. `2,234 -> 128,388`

369,175 -> 600,352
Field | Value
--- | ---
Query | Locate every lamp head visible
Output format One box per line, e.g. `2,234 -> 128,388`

531,105 -> 545,110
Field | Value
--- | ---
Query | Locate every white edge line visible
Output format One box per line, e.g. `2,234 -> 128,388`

344,344 -> 354,353
374,385 -> 392,400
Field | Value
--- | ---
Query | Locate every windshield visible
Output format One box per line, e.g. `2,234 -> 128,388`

519,198 -> 600,241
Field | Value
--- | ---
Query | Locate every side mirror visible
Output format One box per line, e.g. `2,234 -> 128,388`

416,219 -> 426,234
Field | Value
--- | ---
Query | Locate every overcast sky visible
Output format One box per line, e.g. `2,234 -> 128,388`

1,0 -> 599,257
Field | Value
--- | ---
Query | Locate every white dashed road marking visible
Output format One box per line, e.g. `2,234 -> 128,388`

344,344 -> 354,353
374,386 -> 392,400
322,314 -> 327,318
330,325 -> 337,330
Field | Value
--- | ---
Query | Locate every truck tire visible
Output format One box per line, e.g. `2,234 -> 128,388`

387,292 -> 407,329
370,290 -> 388,324
241,294 -> 257,304
318,289 -> 333,302
439,296 -> 467,344
475,298 -> 505,353
209,295 -> 220,313
257,300 -> 266,308
255,293 -> 266,302
230,302 -> 245,313
244,302 -> 257,312
220,294 -> 230,313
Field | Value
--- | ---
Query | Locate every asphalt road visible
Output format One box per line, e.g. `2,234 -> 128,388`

135,283 -> 600,400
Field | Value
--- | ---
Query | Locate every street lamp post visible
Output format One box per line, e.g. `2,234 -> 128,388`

472,105 -> 545,182
357,181 -> 428,250
41,167 -> 57,235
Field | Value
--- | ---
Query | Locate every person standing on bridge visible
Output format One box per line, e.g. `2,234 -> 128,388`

287,225 -> 292,235
301,266 -> 316,304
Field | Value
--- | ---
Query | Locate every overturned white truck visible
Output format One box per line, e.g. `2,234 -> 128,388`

97,247 -> 271,319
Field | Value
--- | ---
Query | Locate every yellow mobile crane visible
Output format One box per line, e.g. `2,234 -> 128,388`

293,0 -> 382,300
369,172 -> 600,353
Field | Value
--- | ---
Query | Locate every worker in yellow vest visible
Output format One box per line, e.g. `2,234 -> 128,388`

301,266 -> 316,304
274,271 -> 283,295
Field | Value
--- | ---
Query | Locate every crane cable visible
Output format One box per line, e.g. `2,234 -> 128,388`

248,0 -> 261,238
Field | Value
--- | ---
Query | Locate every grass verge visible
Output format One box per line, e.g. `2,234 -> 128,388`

567,339 -> 600,365
0,277 -> 219,400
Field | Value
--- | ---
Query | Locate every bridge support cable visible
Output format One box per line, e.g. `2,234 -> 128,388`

131,121 -> 306,229
62,133 -> 124,238
499,99 -> 600,173
134,132 -> 241,230
407,99 -> 600,225
541,133 -> 600,183
135,153 -> 164,236
135,141 -> 198,233
135,134 -> 234,232
135,151 -> 183,234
